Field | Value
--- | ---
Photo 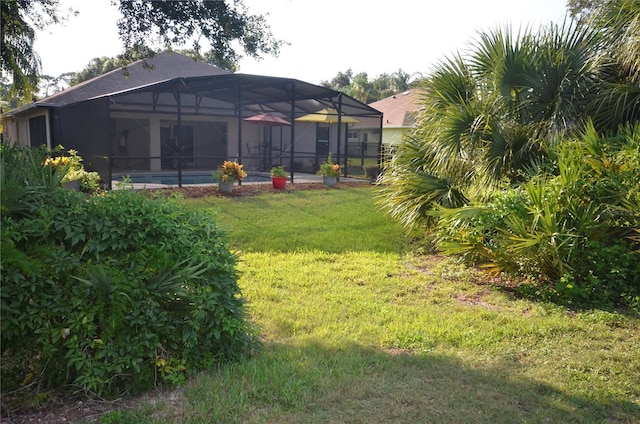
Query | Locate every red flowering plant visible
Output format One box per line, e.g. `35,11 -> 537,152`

214,160 -> 247,182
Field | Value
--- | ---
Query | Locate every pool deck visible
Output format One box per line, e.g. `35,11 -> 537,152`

112,172 -> 370,190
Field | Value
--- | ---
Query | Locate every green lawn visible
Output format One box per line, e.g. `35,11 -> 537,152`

102,185 -> 640,423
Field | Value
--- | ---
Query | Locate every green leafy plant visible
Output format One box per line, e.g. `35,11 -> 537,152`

1,144 -> 62,218
270,165 -> 287,177
116,175 -> 135,190
432,122 -> 640,309
317,153 -> 340,177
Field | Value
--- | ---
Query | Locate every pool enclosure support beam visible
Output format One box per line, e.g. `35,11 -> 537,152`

337,94 -> 343,174
289,82 -> 296,183
176,80 -> 183,187
343,122 -> 349,178
237,86 -> 243,185
107,99 -> 114,190
377,113 -> 384,175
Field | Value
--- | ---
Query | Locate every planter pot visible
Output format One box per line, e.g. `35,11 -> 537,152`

218,180 -> 235,193
63,180 -> 81,191
271,176 -> 287,189
322,176 -> 338,187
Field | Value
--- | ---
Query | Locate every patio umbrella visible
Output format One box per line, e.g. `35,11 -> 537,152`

244,113 -> 291,170
244,113 -> 291,126
295,108 -> 359,123
296,109 -> 358,175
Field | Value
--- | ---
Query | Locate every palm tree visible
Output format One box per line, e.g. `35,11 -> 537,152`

379,18 -> 606,229
588,0 -> 640,131
0,0 -> 45,102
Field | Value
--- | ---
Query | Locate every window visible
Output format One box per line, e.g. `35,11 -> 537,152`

29,115 -> 47,147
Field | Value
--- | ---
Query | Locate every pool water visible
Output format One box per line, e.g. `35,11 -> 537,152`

125,173 -> 271,185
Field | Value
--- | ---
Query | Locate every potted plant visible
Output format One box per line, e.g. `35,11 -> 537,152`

213,160 -> 247,193
270,165 -> 288,189
44,148 -> 100,192
318,153 -> 340,187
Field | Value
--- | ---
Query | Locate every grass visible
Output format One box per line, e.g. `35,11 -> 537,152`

102,185 -> 640,423
188,186 -> 404,253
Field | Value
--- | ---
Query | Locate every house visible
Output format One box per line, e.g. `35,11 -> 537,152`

1,51 -> 383,187
368,89 -> 422,146
2,52 -> 229,149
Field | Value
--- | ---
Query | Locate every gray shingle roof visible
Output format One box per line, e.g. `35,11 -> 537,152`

38,51 -> 230,107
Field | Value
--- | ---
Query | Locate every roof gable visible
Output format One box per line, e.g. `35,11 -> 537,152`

38,51 -> 230,107
369,89 -> 422,128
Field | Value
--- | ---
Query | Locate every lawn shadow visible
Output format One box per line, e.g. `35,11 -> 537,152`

493,279 -> 640,316
186,339 -> 639,424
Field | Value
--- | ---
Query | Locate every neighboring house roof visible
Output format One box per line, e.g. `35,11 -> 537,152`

368,89 -> 422,128
39,51 -> 230,107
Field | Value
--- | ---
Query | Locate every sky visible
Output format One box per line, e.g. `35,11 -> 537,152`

35,0 -> 569,85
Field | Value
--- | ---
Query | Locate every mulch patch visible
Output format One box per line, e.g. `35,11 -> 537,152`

144,180 -> 372,199
1,389 -> 181,424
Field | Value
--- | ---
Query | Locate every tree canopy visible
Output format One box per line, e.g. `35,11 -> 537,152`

321,69 -> 423,103
1,0 -> 62,102
0,0 -> 282,105
114,0 -> 281,69
566,0 -> 600,20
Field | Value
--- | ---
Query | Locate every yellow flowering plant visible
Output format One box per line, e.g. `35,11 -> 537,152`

43,148 -> 100,191
214,160 -> 247,182
42,155 -> 72,170
318,153 -> 340,177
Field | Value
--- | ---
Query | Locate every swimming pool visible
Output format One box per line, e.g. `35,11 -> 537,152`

124,173 -> 271,185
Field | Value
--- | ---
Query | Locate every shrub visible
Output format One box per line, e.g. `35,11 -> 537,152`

1,162 -> 254,396
270,165 -> 287,177
1,144 -> 99,215
433,122 -> 640,309
1,143 -> 64,218
433,187 -> 529,271
553,240 -> 640,309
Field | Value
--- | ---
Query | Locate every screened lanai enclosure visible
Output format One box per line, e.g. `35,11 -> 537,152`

54,74 -> 383,188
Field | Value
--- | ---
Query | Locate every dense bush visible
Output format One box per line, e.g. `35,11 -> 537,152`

379,1 -> 639,310
433,123 -> 640,309
1,144 -> 64,218
1,145 -> 254,396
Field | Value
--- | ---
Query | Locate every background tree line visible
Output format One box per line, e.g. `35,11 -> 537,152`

320,69 -> 423,103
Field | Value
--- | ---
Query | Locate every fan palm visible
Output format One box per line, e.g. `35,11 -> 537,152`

380,17 -> 605,229
588,0 -> 640,131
